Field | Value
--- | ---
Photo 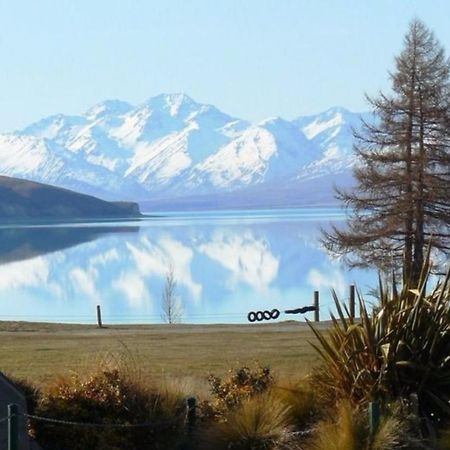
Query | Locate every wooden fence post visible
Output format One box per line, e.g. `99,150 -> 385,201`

349,285 -> 355,319
186,397 -> 196,435
96,305 -> 103,328
369,401 -> 380,436
314,291 -> 320,322
8,403 -> 18,450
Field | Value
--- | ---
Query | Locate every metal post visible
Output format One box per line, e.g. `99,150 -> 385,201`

349,285 -> 355,319
186,397 -> 196,435
369,401 -> 380,436
8,403 -> 18,450
314,291 -> 320,322
409,393 -> 419,416
96,304 -> 103,328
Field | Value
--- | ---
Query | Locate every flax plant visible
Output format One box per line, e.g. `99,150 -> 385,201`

308,255 -> 450,422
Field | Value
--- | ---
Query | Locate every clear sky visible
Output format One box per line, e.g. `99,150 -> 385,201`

0,0 -> 449,132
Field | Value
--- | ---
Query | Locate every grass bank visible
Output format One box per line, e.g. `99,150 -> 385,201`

0,320 -> 323,385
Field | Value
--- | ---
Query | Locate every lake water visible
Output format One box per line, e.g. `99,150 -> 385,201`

0,209 -> 376,324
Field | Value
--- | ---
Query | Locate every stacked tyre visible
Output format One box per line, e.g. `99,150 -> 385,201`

247,309 -> 280,322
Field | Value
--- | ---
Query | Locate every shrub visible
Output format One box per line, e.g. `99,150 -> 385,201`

206,365 -> 274,417
31,368 -> 186,450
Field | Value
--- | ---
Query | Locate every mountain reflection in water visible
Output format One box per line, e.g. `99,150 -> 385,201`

0,210 -> 375,323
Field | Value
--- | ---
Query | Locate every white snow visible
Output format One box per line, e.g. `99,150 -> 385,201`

303,113 -> 344,140
0,94 -> 369,203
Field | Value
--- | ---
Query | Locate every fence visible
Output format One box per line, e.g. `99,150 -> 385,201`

0,286 -> 358,326
245,284 -> 358,324
3,398 -> 387,449
96,285 -> 360,327
2,397 -> 197,450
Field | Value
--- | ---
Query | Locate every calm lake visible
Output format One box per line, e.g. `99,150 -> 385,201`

0,209 -> 376,324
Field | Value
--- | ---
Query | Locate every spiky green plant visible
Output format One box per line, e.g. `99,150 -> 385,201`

308,258 -> 450,422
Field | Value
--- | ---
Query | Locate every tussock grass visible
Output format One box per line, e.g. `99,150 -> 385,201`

310,400 -> 363,450
200,393 -> 294,450
272,377 -> 318,429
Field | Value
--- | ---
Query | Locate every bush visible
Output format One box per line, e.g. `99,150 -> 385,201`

206,365 -> 274,418
30,368 -> 186,450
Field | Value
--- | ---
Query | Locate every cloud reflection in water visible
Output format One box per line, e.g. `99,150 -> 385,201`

0,211 -> 375,323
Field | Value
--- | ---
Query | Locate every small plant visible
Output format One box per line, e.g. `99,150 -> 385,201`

309,400 -> 364,450
200,393 -> 294,450
207,365 -> 273,417
272,378 -> 318,429
309,400 -> 427,450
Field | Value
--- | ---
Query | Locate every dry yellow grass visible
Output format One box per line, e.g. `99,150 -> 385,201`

0,320 -> 324,387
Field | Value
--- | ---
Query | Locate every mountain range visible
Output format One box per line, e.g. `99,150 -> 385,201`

0,94 -> 371,210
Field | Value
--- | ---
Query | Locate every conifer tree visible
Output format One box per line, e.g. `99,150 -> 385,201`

322,19 -> 450,285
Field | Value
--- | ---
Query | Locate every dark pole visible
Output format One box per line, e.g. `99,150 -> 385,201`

349,285 -> 355,319
369,401 -> 380,435
96,305 -> 103,328
186,397 -> 196,435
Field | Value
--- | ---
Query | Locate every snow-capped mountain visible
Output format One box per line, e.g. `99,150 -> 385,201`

292,106 -> 373,179
0,94 -> 368,207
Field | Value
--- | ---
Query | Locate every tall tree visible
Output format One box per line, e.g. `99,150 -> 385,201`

322,19 -> 450,285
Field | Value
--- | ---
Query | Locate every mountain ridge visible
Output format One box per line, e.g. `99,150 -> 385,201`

0,94 -> 368,208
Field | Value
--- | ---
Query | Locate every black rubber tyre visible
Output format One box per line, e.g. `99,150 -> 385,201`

247,311 -> 257,322
270,308 -> 280,319
255,311 -> 264,321
263,310 -> 272,320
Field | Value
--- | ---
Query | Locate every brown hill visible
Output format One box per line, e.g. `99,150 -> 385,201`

0,176 -> 141,219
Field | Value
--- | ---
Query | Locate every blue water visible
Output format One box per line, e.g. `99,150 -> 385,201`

0,208 -> 375,324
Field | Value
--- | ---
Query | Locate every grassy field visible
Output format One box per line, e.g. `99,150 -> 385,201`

0,320 -> 324,388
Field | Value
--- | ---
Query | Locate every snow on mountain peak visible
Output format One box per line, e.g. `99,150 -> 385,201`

302,111 -> 345,140
0,94 -> 369,204
85,100 -> 133,120
144,93 -> 198,118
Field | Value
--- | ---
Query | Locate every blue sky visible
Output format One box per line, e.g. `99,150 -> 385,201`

0,0 -> 449,132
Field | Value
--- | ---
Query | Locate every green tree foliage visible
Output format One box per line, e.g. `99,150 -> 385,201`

323,19 -> 450,285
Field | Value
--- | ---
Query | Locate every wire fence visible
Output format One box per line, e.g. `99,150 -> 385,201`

1,398 -> 197,450
24,412 -> 185,429
0,288 -> 356,325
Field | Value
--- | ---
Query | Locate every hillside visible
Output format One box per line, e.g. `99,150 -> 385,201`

0,175 -> 141,219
